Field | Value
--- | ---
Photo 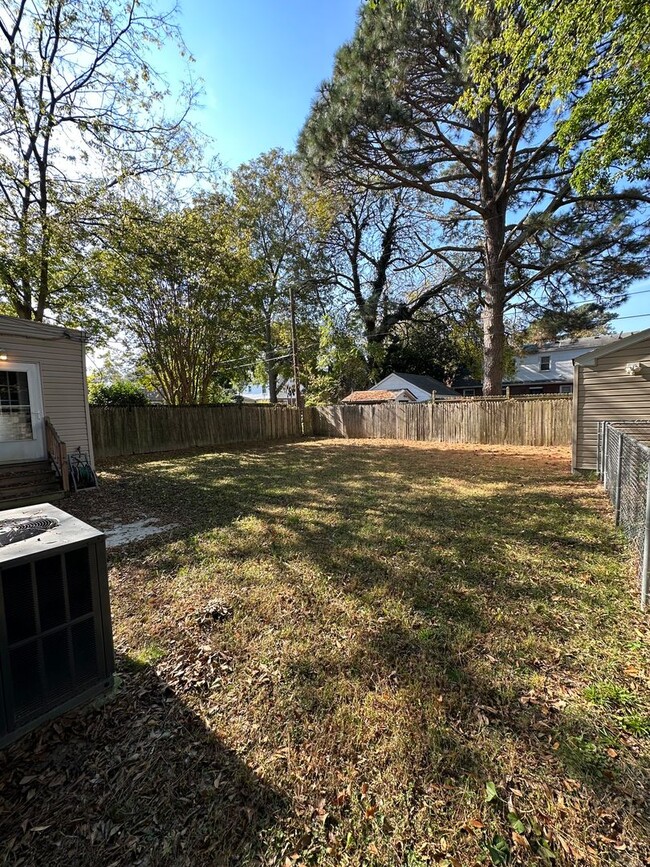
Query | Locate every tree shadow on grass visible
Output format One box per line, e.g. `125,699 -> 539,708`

0,654 -> 286,867
66,441 -> 650,861
280,613 -> 650,861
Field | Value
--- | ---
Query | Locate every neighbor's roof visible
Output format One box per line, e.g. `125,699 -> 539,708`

342,389 -> 417,403
573,327 -> 650,367
374,372 -> 459,397
520,332 -> 634,355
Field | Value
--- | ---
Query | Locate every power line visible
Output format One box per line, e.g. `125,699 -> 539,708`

611,312 -> 650,322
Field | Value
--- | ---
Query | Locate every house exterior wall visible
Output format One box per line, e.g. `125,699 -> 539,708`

573,336 -> 650,471
513,346 -> 593,384
369,374 -> 431,402
0,316 -> 94,465
508,382 -> 572,395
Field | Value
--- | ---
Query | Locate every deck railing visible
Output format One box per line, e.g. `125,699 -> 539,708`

45,416 -> 70,492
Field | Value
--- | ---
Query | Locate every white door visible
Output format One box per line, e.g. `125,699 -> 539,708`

0,362 -> 46,463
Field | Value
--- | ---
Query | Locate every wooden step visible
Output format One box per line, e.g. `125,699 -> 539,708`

2,460 -> 50,471
0,467 -> 54,489
0,460 -> 64,511
0,490 -> 65,512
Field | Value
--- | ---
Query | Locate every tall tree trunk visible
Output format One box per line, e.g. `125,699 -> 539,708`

365,330 -> 385,383
482,207 -> 507,395
482,296 -> 505,395
263,313 -> 278,404
289,282 -> 302,408
17,175 -> 33,319
268,364 -> 278,404
36,157 -> 50,322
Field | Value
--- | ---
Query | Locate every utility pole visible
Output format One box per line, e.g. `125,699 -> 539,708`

289,282 -> 302,409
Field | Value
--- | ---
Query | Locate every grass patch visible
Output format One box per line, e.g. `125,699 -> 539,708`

2,440 -> 649,866
584,680 -> 638,709
130,640 -> 167,667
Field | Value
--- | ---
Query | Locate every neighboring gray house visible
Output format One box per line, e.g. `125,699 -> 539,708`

507,334 -> 630,395
367,372 -> 459,402
454,334 -> 633,396
0,316 -> 94,508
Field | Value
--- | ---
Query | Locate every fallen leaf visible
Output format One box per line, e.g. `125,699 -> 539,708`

512,831 -> 530,849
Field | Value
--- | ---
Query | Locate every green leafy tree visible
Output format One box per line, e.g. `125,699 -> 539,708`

0,0 -> 198,324
98,195 -> 255,405
305,316 -> 370,405
464,0 -> 650,191
513,302 -> 617,347
383,313 -> 483,385
299,0 -> 650,394
232,149 -> 331,404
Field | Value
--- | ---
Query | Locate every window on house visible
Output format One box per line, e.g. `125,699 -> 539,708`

462,388 -> 475,397
559,384 -> 572,394
529,386 -> 543,393
0,370 -> 33,442
540,355 -> 551,371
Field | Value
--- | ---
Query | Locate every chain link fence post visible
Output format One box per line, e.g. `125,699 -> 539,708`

615,432 -> 624,525
642,470 -> 650,610
597,421 -> 604,480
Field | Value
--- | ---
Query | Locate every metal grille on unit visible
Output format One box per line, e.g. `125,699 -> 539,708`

0,505 -> 114,747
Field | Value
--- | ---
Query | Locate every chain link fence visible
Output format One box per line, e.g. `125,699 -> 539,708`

598,421 -> 650,609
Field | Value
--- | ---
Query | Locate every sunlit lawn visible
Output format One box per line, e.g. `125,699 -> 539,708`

1,440 -> 649,866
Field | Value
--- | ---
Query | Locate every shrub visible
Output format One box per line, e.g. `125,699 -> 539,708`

89,380 -> 150,407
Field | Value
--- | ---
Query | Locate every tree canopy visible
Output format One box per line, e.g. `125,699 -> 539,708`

299,0 -> 650,393
319,183 -> 466,378
232,149 -> 330,403
97,195 -> 254,405
0,0 -> 198,325
464,0 -> 650,191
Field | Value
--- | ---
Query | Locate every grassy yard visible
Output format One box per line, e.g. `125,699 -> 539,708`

1,440 -> 649,867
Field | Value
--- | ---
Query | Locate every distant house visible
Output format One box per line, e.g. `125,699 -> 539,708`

366,372 -> 459,402
235,382 -> 295,405
342,388 -> 417,405
452,334 -> 633,397
506,334 -> 632,395
452,375 -> 483,397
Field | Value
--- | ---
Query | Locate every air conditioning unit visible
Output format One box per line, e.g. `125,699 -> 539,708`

0,504 -> 114,748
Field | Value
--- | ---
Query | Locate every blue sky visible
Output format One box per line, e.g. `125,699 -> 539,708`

166,0 -> 648,331
174,0 -> 360,170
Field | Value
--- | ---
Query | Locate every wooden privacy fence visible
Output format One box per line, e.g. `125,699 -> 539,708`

90,405 -> 302,459
303,395 -> 572,447
90,396 -> 572,458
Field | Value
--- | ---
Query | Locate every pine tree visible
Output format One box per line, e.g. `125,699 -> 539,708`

299,0 -> 650,394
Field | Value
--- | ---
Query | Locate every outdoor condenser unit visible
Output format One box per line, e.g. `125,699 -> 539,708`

0,504 -> 114,748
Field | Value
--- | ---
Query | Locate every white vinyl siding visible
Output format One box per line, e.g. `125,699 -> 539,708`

514,347 -> 586,383
0,316 -> 93,465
